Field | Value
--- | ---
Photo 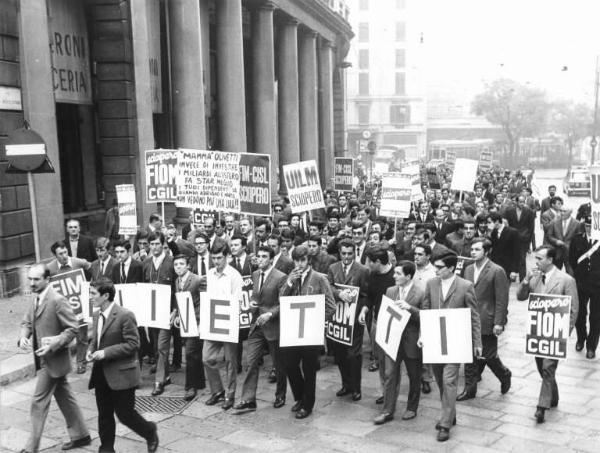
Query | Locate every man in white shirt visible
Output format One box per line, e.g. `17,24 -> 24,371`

203,240 -> 244,410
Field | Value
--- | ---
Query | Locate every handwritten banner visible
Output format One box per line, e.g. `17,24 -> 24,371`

326,284 -> 358,346
282,160 -> 326,213
145,149 -> 177,203
240,153 -> 271,216
176,149 -> 241,212
526,293 -> 571,360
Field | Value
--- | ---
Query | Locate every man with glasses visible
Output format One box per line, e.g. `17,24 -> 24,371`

191,233 -> 213,287
233,246 -> 287,413
422,253 -> 482,442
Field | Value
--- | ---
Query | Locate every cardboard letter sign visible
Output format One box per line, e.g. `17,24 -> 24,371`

176,292 -> 200,338
279,295 -> 325,347
421,308 -> 473,364
375,295 -> 410,359
199,293 -> 239,343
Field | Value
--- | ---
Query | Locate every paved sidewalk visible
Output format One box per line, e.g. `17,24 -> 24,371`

1,283 -> 599,452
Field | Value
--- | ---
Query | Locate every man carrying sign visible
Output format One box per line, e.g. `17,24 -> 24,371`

422,252 -> 482,442
173,255 -> 205,401
327,239 -> 369,402
375,261 -> 424,425
517,245 -> 579,424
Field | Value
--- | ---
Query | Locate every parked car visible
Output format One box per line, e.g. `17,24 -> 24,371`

563,167 -> 591,196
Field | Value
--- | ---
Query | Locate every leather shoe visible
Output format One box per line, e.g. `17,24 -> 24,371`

437,427 -> 450,442
184,388 -> 197,401
151,383 -> 164,396
147,422 -> 159,452
587,350 -> 596,359
500,371 -> 512,394
352,392 -> 362,401
421,381 -> 431,394
576,341 -> 584,351
273,397 -> 286,409
375,395 -> 384,404
268,369 -> 277,383
435,417 -> 456,430
295,408 -> 311,419
336,387 -> 352,397
534,407 -> 545,424
233,400 -> 256,413
368,362 -> 379,372
550,399 -> 559,408
205,391 -> 225,406
61,435 -> 92,450
163,376 -> 171,386
374,413 -> 394,425
291,401 -> 303,412
222,398 -> 234,410
401,410 -> 417,420
76,364 -> 86,374
456,390 -> 476,401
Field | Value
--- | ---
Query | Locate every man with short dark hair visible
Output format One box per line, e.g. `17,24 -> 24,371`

65,219 -> 97,263
307,234 -> 337,273
90,237 -> 117,281
487,212 -> 520,281
268,235 -> 294,275
505,196 -> 536,280
540,185 -> 557,213
517,245 -> 579,423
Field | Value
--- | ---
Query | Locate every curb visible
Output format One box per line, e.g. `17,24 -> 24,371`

0,354 -> 35,386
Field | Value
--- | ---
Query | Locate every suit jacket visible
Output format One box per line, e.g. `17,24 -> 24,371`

546,217 -> 584,264
90,257 -> 118,282
310,250 -> 337,274
279,268 -> 336,320
327,260 -> 370,315
490,226 -> 520,275
273,253 -> 294,275
385,284 -> 424,359
540,196 -> 552,214
464,260 -> 509,335
433,221 -> 454,244
20,287 -> 78,377
422,276 -> 482,350
450,237 -> 473,257
65,234 -> 97,262
540,208 -> 558,233
505,206 -> 536,243
516,266 -> 579,330
88,304 -> 141,391
409,212 -> 434,223
250,267 -> 287,341
430,241 -> 452,262
47,257 -> 90,278
231,254 -> 256,277
190,252 -> 214,277
570,234 -> 600,289
111,258 -> 144,284
142,255 -> 176,309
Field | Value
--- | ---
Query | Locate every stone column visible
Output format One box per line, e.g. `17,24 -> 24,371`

299,29 -> 319,164
277,18 -> 300,194
251,2 -> 278,199
319,40 -> 335,189
216,0 -> 247,153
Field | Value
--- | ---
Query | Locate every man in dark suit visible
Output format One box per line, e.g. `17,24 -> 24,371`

459,238 -> 511,400
142,232 -> 176,396
279,245 -> 336,419
308,234 -> 338,273
351,221 -> 369,265
540,196 -> 563,242
87,278 -> 159,453
569,221 -> 600,359
545,208 -> 584,274
90,237 -> 118,282
65,218 -> 97,263
422,253 -> 482,442
374,261 -> 424,425
432,209 -> 454,245
190,233 -> 213,282
409,200 -> 434,223
234,246 -> 288,413
517,245 -> 579,423
268,235 -> 295,275
487,212 -> 520,281
505,196 -> 536,277
540,184 -> 557,214
327,240 -> 370,402
18,264 -> 91,453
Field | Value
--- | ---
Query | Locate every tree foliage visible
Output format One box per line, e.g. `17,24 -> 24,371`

471,79 -> 550,154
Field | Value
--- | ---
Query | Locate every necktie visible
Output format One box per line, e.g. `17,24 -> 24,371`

259,272 -> 265,292
201,256 -> 206,276
101,261 -> 106,276
236,257 -> 241,270
178,277 -> 183,291
541,274 -> 546,284
121,262 -> 126,283
35,295 -> 40,310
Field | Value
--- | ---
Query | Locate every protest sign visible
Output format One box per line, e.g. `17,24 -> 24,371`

199,293 -> 240,343
239,275 -> 255,329
334,158 -> 354,192
240,153 -> 271,216
526,293 -> 571,360
590,167 -> 600,241
175,292 -> 199,338
479,148 -> 493,171
116,184 -> 137,235
326,284 -> 358,346
375,295 -> 411,359
145,149 -> 177,203
421,308 -> 473,363
282,160 -> 326,213
114,283 -> 171,329
114,284 -> 144,324
191,209 -> 218,227
455,256 -> 474,278
280,295 -> 325,347
176,149 -> 241,212
379,173 -> 412,218
445,149 -> 456,168
49,269 -> 89,323
426,167 -> 441,190
401,163 -> 422,202
450,158 -> 478,192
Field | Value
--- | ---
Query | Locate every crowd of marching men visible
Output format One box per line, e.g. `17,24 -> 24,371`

17,164 -> 598,451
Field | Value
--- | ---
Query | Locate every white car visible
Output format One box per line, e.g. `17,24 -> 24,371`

563,168 -> 590,196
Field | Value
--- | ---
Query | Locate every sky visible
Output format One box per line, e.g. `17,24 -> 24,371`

418,0 -> 600,106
